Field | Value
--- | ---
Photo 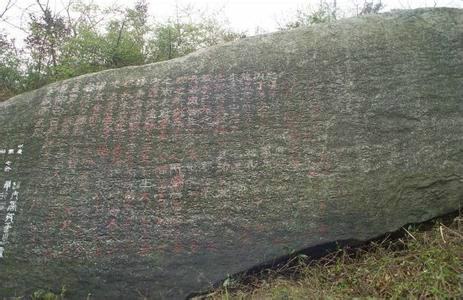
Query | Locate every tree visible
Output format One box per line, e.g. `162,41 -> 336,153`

1,0 -> 242,101
280,1 -> 338,30
57,23 -> 108,76
0,34 -> 23,101
61,0 -> 151,69
0,0 -> 17,21
358,1 -> 384,15
147,5 -> 241,62
58,1 -> 118,76
25,1 -> 70,86
106,0 -> 149,67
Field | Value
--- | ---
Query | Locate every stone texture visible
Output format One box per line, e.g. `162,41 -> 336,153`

0,7 -> 462,300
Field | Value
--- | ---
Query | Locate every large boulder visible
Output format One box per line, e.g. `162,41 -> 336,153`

0,7 -> 462,300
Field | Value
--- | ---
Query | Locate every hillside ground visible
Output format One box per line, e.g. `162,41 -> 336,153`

201,211 -> 463,300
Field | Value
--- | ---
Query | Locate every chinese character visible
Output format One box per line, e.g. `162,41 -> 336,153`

7,149 -> 14,155
11,191 -> 18,199
140,179 -> 153,188
2,231 -> 8,243
7,201 -> 16,212
4,166 -> 11,172
0,149 -> 5,154
3,181 -> 11,191
17,149 -> 22,155
2,224 -> 11,242
5,213 -> 13,224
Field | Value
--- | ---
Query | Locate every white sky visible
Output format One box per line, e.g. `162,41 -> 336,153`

178,0 -> 463,32
1,0 -> 462,38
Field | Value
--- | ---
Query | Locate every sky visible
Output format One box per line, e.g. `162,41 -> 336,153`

1,0 -> 462,38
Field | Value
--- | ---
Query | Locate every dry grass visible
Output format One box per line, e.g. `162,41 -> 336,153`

200,212 -> 463,300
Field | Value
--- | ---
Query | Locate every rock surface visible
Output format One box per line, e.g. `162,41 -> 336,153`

0,8 -> 462,300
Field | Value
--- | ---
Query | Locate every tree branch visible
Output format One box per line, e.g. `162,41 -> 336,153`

0,0 -> 17,20
35,0 -> 48,15
62,0 -> 77,36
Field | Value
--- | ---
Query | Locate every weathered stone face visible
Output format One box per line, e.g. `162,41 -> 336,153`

0,8 -> 462,300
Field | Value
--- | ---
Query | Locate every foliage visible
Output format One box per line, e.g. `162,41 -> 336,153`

281,1 -> 337,30
280,0 -> 385,30
0,0 -> 242,102
148,14 -> 241,62
359,1 -> 385,16
25,3 -> 70,86
0,34 -> 23,101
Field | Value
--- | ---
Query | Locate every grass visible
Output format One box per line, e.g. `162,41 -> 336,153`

197,211 -> 463,300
